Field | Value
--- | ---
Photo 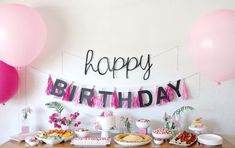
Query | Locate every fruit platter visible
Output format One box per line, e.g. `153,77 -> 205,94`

169,131 -> 197,146
36,129 -> 74,145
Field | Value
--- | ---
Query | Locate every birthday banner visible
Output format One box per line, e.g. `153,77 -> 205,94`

45,76 -> 190,109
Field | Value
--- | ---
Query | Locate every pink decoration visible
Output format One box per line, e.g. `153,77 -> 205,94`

111,90 -> 119,109
180,80 -> 190,100
45,75 -> 53,95
166,86 -> 175,101
0,4 -> 47,67
63,83 -> 73,101
90,87 -> 96,107
73,89 -> 80,105
138,128 -> 147,134
160,99 -> 169,105
0,61 -> 19,104
131,96 -> 140,108
94,95 -> 104,108
189,10 -> 235,83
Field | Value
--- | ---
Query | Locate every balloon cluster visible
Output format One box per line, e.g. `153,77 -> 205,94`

0,4 -> 47,104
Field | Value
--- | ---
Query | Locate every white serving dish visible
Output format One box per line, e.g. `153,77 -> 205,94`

71,137 -> 111,146
153,139 -> 164,145
25,136 -> 39,146
198,134 -> 223,146
136,120 -> 150,129
75,130 -> 89,138
189,125 -> 206,134
152,132 -> 172,139
40,137 -> 63,145
114,138 -> 152,147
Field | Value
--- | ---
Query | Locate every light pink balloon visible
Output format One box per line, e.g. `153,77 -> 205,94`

0,61 -> 19,104
189,10 -> 235,83
0,4 -> 47,67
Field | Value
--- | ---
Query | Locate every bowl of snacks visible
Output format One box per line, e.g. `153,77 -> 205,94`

36,133 -> 63,145
136,119 -> 150,129
152,128 -> 172,140
75,128 -> 89,138
45,129 -> 74,142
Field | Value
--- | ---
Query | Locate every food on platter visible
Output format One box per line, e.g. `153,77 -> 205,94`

136,119 -> 151,128
25,136 -> 39,146
198,134 -> 223,146
114,133 -> 152,143
170,131 -> 197,146
97,110 -> 116,130
114,133 -> 152,146
71,137 -> 111,146
152,128 -> 172,139
191,117 -> 204,128
36,129 -> 74,144
75,128 -> 89,138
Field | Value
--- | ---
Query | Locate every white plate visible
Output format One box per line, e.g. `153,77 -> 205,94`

10,131 -> 43,142
198,134 -> 223,146
114,139 -> 152,147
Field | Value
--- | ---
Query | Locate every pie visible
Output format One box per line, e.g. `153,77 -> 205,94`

114,133 -> 152,143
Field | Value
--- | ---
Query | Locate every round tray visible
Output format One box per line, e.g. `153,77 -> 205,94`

198,134 -> 223,146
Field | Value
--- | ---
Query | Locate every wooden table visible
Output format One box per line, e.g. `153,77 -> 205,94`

1,139 -> 234,148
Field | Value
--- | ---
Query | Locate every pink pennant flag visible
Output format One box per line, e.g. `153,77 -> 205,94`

73,89 -> 80,105
45,75 -> 53,95
180,80 -> 190,100
132,95 -> 140,108
111,90 -> 119,109
90,87 -> 97,107
63,82 -> 73,101
95,95 -> 104,108
166,85 -> 175,101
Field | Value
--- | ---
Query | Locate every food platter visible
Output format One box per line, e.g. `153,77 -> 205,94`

114,133 -> 152,147
169,131 -> 197,146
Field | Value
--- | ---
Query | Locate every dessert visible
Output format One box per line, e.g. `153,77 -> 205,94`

114,133 -> 152,143
191,117 -> 204,128
97,110 -> 116,130
152,128 -> 172,139
71,137 -> 111,146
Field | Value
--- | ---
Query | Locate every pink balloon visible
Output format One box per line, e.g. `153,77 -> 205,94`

0,61 -> 19,104
189,10 -> 235,83
0,4 -> 47,67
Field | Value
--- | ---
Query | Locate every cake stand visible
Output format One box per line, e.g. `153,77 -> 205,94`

189,125 -> 207,134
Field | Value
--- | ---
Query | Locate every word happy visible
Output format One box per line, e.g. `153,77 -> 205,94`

50,79 -> 182,108
84,50 -> 153,80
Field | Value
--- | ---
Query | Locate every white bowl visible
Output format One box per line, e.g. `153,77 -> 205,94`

25,136 -> 39,146
152,132 -> 172,139
75,130 -> 89,138
136,120 -> 150,129
40,137 -> 63,145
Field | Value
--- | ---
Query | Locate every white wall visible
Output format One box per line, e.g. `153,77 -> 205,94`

1,0 -> 235,145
